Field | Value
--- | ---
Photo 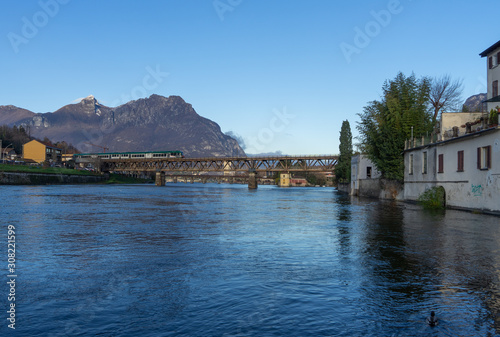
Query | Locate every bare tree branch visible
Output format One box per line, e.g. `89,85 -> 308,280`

429,75 -> 464,122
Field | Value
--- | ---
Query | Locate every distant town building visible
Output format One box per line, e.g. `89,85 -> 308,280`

279,173 -> 291,187
1,148 -> 17,161
480,40 -> 500,112
23,140 -> 62,164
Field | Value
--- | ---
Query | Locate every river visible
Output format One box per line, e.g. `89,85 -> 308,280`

1,183 -> 500,336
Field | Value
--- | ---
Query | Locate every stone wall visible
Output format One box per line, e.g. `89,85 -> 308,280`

358,178 -> 404,200
0,172 -> 107,185
337,183 -> 350,194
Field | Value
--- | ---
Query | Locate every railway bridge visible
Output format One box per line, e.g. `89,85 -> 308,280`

77,155 -> 339,188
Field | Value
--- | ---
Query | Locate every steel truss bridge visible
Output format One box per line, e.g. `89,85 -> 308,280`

76,155 -> 338,188
95,155 -> 338,173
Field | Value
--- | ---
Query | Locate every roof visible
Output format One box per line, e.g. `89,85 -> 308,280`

483,95 -> 500,103
480,40 -> 500,57
404,126 -> 500,153
24,139 -> 62,150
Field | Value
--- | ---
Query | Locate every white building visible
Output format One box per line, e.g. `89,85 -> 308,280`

404,121 -> 500,213
350,154 -> 381,196
480,40 -> 500,112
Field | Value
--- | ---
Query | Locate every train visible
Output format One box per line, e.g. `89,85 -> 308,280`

74,150 -> 184,161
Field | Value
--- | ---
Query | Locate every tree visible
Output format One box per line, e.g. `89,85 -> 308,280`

357,72 -> 432,181
335,120 -> 352,183
428,74 -> 463,122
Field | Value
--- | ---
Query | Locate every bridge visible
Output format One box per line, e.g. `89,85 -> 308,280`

77,155 -> 338,188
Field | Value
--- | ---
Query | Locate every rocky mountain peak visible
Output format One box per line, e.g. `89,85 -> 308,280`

0,94 -> 245,157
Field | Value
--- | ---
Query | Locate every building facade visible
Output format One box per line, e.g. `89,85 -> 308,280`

23,140 -> 62,164
404,126 -> 500,213
480,40 -> 500,112
350,154 -> 381,196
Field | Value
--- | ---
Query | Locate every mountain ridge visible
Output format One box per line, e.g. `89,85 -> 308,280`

0,95 -> 245,158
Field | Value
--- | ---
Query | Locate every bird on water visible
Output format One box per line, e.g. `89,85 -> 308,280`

427,311 -> 438,326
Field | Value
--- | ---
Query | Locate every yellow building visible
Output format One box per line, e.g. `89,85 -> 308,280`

23,140 -> 62,164
279,173 -> 291,187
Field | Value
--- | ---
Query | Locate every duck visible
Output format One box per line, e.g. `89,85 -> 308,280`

426,311 -> 438,326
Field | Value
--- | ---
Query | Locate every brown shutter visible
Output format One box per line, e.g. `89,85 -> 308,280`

497,52 -> 500,65
457,150 -> 464,172
490,56 -> 493,69
438,154 -> 444,173
487,146 -> 492,169
477,147 -> 481,169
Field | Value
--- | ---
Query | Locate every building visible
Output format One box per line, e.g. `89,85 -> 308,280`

279,173 -> 291,187
404,113 -> 500,213
480,40 -> 500,112
1,148 -> 17,161
23,140 -> 62,164
350,154 -> 381,196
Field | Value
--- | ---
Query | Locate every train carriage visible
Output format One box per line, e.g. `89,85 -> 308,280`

74,150 -> 184,163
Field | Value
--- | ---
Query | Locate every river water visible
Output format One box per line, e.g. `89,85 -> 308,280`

1,183 -> 500,336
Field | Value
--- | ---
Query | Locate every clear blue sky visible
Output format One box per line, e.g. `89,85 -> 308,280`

0,0 -> 497,155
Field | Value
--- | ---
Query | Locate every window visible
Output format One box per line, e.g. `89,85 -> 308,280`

490,56 -> 493,69
477,146 -> 492,170
409,154 -> 414,175
438,154 -> 444,173
366,166 -> 372,178
422,152 -> 428,174
493,81 -> 499,98
457,150 -> 464,172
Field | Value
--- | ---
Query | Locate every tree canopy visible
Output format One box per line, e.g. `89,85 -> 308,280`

335,120 -> 352,183
357,72 -> 432,181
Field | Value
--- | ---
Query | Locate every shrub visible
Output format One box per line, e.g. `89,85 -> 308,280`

417,186 -> 446,209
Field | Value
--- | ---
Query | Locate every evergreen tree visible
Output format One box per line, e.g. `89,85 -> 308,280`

357,72 -> 432,181
335,120 -> 352,183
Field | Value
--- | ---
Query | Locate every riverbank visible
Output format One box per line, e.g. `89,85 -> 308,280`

0,171 -> 107,185
0,164 -> 153,185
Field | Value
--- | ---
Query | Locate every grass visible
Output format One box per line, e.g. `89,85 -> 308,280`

0,163 -> 99,176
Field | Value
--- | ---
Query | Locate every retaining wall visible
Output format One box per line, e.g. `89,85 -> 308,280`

0,172 -> 107,185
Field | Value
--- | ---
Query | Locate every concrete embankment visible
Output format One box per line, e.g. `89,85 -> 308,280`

0,172 -> 107,185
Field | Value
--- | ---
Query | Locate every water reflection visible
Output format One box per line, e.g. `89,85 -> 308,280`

2,185 -> 500,336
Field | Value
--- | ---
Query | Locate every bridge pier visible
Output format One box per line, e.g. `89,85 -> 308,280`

155,171 -> 165,187
248,170 -> 258,189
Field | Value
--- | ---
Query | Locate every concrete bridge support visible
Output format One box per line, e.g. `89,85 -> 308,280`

155,171 -> 165,187
248,170 -> 258,189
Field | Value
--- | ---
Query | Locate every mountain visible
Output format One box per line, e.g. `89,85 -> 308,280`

463,93 -> 487,112
0,95 -> 246,158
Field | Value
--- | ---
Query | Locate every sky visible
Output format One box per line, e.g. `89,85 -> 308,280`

0,0 -> 498,155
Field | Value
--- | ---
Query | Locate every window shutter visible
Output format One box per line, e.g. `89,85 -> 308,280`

497,52 -> 500,65
457,150 -> 464,172
487,146 -> 492,169
490,56 -> 493,69
477,147 -> 481,169
438,154 -> 444,173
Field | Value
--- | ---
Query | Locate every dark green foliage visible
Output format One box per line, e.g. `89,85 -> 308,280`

0,125 -> 30,154
489,108 -> 499,125
417,186 -> 446,209
357,72 -> 433,181
335,120 -> 352,183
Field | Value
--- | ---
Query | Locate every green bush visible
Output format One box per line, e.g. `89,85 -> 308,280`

489,108 -> 499,126
417,186 -> 446,209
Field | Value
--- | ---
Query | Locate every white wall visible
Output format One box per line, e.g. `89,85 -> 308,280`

404,128 -> 500,212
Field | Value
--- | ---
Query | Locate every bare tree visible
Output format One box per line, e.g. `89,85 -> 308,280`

429,75 -> 464,122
